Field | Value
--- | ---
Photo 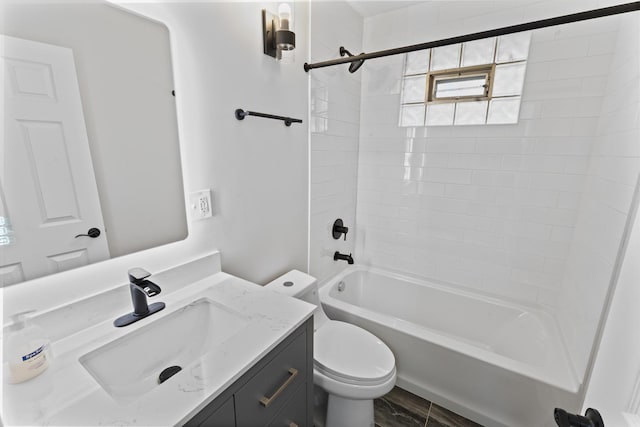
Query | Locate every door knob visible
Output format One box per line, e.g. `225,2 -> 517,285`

74,228 -> 101,238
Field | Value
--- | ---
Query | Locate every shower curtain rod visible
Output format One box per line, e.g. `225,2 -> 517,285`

303,2 -> 640,72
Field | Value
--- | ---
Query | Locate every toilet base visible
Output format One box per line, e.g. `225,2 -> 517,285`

326,395 -> 374,427
313,385 -> 328,427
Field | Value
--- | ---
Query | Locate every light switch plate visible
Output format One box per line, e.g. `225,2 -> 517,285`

189,189 -> 213,220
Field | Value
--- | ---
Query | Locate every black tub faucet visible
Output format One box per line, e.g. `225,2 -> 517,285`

114,268 -> 166,327
334,251 -> 354,264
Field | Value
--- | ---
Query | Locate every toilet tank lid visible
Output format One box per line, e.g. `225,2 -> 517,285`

264,270 -> 317,297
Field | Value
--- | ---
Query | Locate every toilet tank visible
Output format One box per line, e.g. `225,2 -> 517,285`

265,270 -> 329,330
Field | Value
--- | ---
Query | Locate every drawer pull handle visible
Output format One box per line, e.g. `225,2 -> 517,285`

259,368 -> 299,407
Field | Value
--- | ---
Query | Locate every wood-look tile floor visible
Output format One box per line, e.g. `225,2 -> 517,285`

374,387 -> 484,427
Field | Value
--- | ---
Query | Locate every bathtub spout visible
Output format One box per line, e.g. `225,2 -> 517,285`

334,251 -> 354,264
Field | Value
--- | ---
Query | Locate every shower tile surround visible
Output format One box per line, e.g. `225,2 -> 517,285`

558,12 -> 640,378
330,2 -> 640,412
353,1 -> 639,386
309,1 -> 363,282
357,10 -> 620,309
306,3 -> 640,413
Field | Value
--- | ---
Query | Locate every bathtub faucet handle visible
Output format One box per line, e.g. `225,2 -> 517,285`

332,218 -> 349,241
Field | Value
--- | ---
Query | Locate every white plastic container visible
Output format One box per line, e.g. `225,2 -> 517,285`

5,311 -> 52,384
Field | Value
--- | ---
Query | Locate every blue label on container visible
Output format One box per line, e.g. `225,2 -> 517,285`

22,345 -> 44,361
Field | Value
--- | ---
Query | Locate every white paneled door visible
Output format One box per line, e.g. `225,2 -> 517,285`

1,35 -> 109,286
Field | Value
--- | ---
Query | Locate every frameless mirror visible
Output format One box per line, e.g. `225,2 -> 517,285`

1,1 -> 188,286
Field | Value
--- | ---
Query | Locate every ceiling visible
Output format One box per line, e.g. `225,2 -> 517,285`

345,1 -> 424,17
343,0 -> 548,18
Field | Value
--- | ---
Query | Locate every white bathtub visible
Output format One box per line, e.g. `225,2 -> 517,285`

319,266 -> 581,427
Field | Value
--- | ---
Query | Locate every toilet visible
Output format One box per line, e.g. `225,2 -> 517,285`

266,270 -> 396,427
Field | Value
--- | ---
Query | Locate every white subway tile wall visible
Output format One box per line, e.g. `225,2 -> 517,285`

558,13 -> 640,379
357,9 -> 625,316
309,1 -> 363,282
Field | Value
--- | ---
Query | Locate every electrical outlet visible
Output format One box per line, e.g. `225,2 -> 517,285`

189,189 -> 213,220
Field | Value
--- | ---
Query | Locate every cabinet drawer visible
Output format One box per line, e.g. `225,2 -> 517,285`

235,330 -> 307,427
268,382 -> 307,427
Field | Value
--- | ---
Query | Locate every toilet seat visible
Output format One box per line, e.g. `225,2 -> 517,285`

314,321 -> 395,386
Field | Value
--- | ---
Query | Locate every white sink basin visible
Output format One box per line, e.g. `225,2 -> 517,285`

79,298 -> 249,403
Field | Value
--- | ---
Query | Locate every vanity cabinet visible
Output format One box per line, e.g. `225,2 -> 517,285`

197,397 -> 235,427
185,317 -> 313,427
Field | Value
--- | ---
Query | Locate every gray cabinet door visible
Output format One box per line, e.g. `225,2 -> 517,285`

194,396 -> 235,427
234,330 -> 307,427
267,382 -> 307,427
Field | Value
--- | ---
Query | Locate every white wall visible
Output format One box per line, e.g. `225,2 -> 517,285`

309,1 -> 362,282
153,2 -> 310,285
582,178 -> 640,426
560,11 -> 640,380
2,1 -> 310,319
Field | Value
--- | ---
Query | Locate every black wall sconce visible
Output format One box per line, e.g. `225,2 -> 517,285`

262,3 -> 295,60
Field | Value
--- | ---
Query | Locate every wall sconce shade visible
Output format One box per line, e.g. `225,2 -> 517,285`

262,3 -> 295,59
275,30 -> 295,52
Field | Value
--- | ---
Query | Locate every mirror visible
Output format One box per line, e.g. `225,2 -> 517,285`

1,1 -> 188,286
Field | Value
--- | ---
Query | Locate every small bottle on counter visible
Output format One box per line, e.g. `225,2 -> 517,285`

5,311 -> 52,384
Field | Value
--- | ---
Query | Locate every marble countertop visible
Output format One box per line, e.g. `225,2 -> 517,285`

2,259 -> 314,426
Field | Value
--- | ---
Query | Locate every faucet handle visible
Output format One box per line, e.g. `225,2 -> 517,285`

332,219 -> 349,241
128,267 -> 151,283
134,280 -> 161,297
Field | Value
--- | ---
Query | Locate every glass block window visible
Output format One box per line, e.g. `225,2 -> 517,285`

399,32 -> 531,127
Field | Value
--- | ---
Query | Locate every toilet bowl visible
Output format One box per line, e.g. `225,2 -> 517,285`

266,270 -> 396,427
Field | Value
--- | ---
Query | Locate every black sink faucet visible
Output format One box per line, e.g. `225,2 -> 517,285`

114,268 -> 166,327
334,251 -> 354,264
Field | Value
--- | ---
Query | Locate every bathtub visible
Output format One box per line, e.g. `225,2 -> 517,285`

319,266 -> 581,427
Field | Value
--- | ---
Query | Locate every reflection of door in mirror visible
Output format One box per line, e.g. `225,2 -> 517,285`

0,2 -> 188,287
1,35 -> 110,286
